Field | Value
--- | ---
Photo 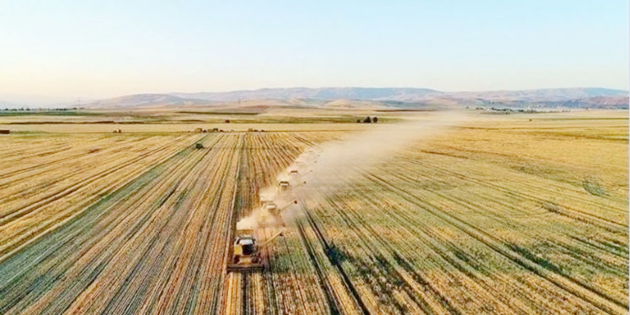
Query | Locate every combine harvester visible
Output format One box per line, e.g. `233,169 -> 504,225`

278,180 -> 290,191
227,198 -> 296,272
227,203 -> 295,273
228,178 -> 303,273
227,229 -> 284,272
260,199 -> 298,223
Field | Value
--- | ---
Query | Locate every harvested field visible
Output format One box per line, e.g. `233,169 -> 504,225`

0,112 -> 627,314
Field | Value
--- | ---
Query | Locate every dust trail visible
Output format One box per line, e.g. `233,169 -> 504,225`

237,111 -> 468,229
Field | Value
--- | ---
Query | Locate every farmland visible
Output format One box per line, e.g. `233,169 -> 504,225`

0,110 -> 627,314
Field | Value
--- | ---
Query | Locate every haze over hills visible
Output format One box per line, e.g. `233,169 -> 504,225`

0,94 -> 79,109
171,87 -> 442,102
169,87 -> 626,103
4,87 -> 627,109
86,94 -> 211,108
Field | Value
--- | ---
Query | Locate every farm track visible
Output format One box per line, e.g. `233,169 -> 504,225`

0,119 -> 627,315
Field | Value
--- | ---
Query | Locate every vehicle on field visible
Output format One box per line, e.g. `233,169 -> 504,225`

227,229 -> 284,272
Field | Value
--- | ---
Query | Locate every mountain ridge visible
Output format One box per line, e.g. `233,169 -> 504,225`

74,87 -> 629,109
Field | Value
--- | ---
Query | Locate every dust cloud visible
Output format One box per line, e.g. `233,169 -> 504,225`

236,111 -> 467,229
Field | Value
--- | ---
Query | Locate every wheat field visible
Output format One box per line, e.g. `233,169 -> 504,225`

0,111 -> 627,314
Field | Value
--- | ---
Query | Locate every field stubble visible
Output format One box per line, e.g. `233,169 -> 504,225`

0,113 -> 627,314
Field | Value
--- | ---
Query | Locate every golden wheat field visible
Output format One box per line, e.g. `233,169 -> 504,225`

0,110 -> 627,315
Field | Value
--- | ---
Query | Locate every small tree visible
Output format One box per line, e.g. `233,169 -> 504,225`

372,117 -> 378,123
363,116 -> 372,123
225,119 -> 231,123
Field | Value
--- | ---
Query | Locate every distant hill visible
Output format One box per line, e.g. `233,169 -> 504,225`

171,87 -> 442,102
87,94 -> 214,108
322,99 -> 389,109
543,96 -> 629,109
451,87 -> 627,102
84,87 -> 628,109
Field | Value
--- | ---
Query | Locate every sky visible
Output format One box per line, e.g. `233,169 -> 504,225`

0,0 -> 628,102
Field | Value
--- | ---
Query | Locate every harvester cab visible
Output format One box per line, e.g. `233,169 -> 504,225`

262,201 -> 278,213
278,180 -> 290,191
227,229 -> 284,273
260,200 -> 297,218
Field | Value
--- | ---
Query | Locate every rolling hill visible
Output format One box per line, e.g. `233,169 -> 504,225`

81,87 -> 628,109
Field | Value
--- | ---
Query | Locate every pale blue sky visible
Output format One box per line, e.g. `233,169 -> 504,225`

0,0 -> 627,100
